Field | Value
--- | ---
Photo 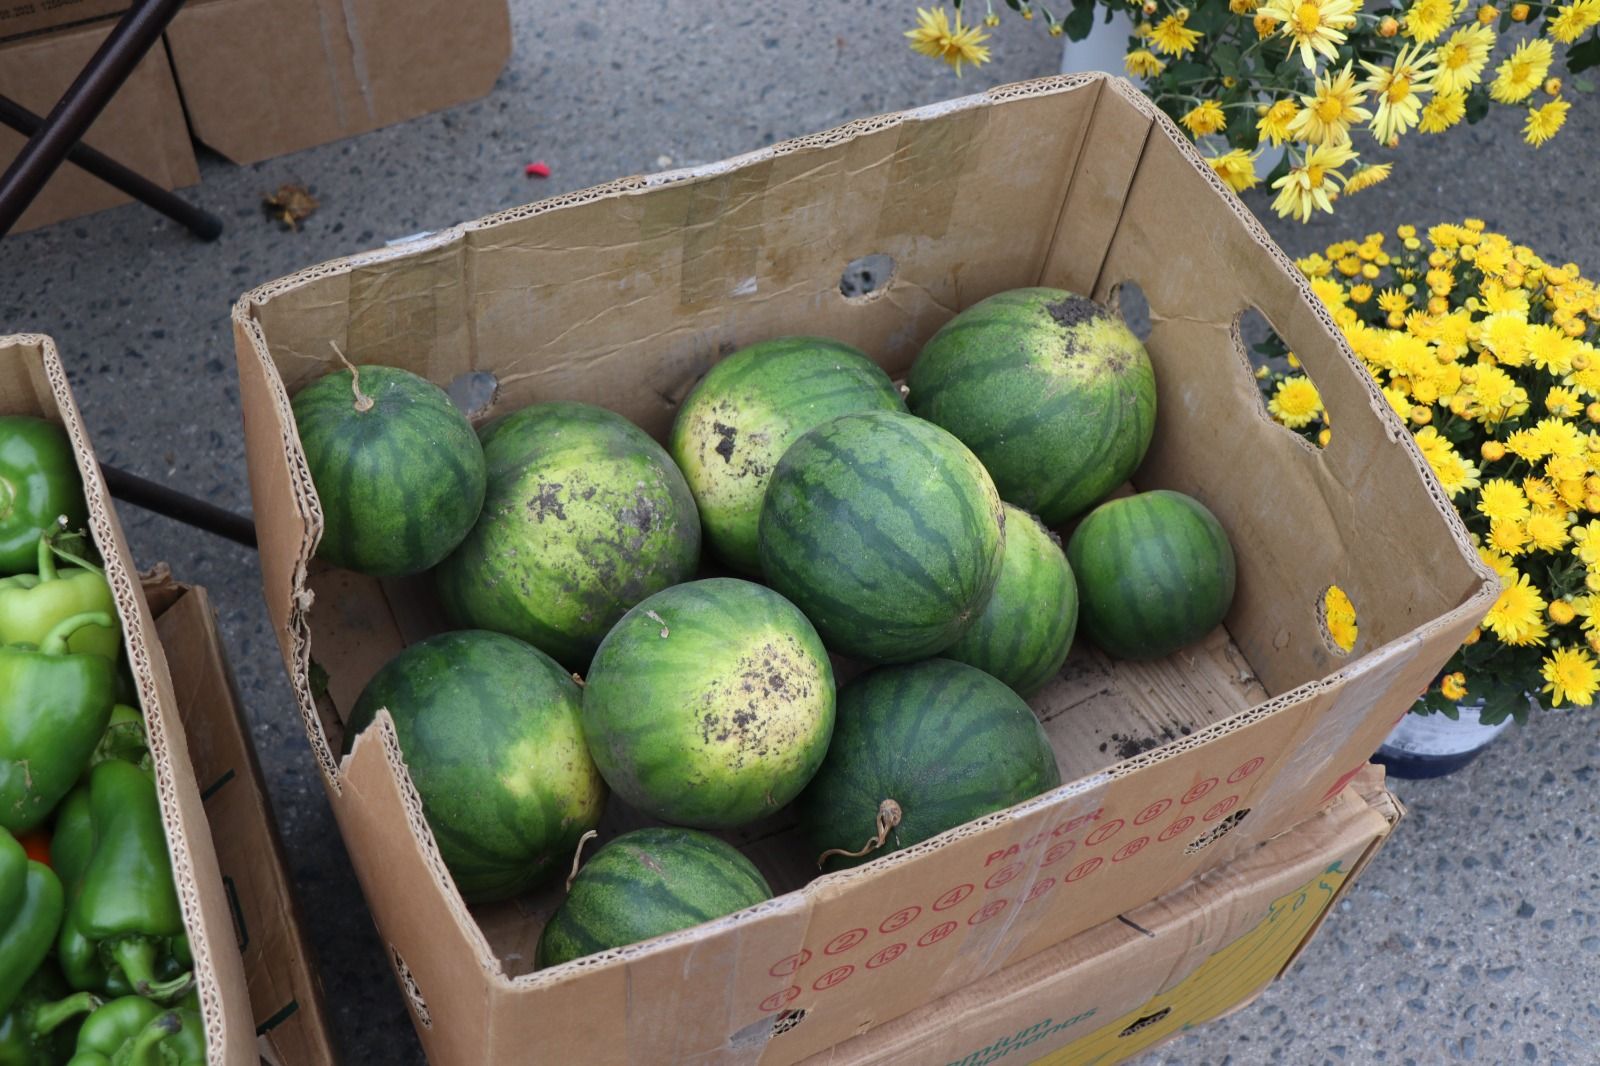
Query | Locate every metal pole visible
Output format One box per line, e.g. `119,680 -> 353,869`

0,94 -> 222,240
100,464 -> 258,549
0,0 -> 191,238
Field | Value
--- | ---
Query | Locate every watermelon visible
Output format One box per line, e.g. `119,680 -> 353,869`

907,287 -> 1156,525
582,578 -> 835,828
291,365 -> 487,576
798,659 -> 1060,871
1065,490 -> 1236,660
345,630 -> 606,904
435,402 -> 701,672
757,410 -> 1005,663
944,504 -> 1079,697
669,337 -> 906,574
537,827 -> 772,968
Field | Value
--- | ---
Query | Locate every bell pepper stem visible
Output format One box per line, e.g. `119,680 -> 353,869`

36,533 -> 57,582
42,527 -> 105,577
120,1012 -> 182,1066
39,611 -> 115,655
32,990 -> 101,1035
111,938 -> 193,1003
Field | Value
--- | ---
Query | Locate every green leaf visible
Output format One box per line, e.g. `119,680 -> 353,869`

1265,151 -> 1292,185
1187,3 -> 1231,33
1569,31 -> 1600,75
1065,0 -> 1097,42
1464,86 -> 1491,124
1171,60 -> 1212,83
1575,77 -> 1598,93
1213,43 -> 1242,69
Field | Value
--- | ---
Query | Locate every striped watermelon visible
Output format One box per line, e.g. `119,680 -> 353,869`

537,827 -> 772,968
291,366 -> 487,576
345,630 -> 606,904
582,578 -> 835,828
757,410 -> 1005,664
907,288 -> 1156,525
944,504 -> 1079,697
1066,490 -> 1236,660
669,337 -> 906,575
435,402 -> 701,672
799,659 -> 1061,870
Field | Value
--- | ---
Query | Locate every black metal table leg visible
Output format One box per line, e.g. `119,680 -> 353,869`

0,94 -> 221,239
0,0 -> 192,238
101,464 -> 258,549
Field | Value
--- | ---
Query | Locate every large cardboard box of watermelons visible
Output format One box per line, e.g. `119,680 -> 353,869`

230,74 -> 1495,1064
806,766 -> 1403,1065
0,334 -> 252,1062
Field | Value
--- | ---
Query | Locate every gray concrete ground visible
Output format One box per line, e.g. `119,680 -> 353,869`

2,2 -> 1597,1062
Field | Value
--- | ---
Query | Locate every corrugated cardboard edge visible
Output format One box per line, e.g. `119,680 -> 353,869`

144,576 -> 340,1066
0,335 -> 254,1063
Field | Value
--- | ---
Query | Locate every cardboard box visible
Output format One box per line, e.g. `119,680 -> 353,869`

165,0 -> 512,165
231,73 -> 1495,1064
0,334 -> 256,1060
0,0 -> 122,43
143,574 -> 339,1066
0,20 -> 198,234
806,767 -> 1403,1065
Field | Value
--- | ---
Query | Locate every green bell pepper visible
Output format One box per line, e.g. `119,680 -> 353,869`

88,708 -> 148,774
0,537 -> 120,662
63,996 -> 187,1066
54,762 -> 190,1004
0,614 -> 117,833
0,831 -> 64,1018
0,962 -> 100,1066
0,419 -> 88,578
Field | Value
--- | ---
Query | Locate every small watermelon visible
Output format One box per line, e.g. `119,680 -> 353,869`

944,504 -> 1079,697
1066,489 -> 1237,660
798,659 -> 1061,871
345,630 -> 606,904
291,365 -> 487,576
907,288 -> 1156,525
537,827 -> 772,968
758,410 -> 1005,663
582,578 -> 835,828
435,402 -> 701,672
669,337 -> 906,574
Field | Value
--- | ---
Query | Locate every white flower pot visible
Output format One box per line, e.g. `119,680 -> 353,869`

1375,700 -> 1517,779
1060,12 -> 1285,181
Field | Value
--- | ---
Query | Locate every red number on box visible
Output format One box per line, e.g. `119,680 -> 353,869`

1203,795 -> 1239,822
1065,857 -> 1103,883
1134,799 -> 1172,826
1158,816 -> 1196,842
813,965 -> 854,991
769,950 -> 811,978
879,905 -> 921,934
824,928 -> 868,956
760,986 -> 802,1012
1228,756 -> 1265,784
866,943 -> 908,969
933,884 -> 974,911
1112,836 -> 1150,862
969,899 -> 1010,925
985,862 -> 1025,890
1182,778 -> 1218,805
1084,819 -> 1124,847
918,921 -> 959,947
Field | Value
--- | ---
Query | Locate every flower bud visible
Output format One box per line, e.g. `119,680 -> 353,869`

1476,3 -> 1497,20
1410,407 -> 1433,425
1463,627 -> 1481,645
1550,600 -> 1577,625
1511,2 -> 1529,18
1480,440 -> 1504,460
1545,77 -> 1563,95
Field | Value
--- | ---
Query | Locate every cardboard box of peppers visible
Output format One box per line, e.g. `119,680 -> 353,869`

0,416 -> 203,1066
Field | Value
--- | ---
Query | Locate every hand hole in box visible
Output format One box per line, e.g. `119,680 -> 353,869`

772,1008 -> 808,1037
390,945 -> 433,1029
1117,1006 -> 1171,1038
1318,584 -> 1360,656
1238,308 -> 1331,451
1183,807 -> 1250,854
448,370 -> 500,422
839,254 -> 897,301
1107,280 -> 1151,343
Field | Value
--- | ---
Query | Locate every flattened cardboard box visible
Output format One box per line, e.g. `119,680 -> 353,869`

0,0 -> 122,43
232,74 -> 1495,1065
143,575 -> 339,1066
0,21 -> 197,233
0,335 -> 252,1061
805,768 -> 1403,1065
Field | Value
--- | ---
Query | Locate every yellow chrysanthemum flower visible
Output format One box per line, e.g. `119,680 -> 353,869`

1550,599 -> 1579,625
1182,100 -> 1229,136
1403,0 -> 1456,40
1440,671 -> 1469,700
1231,0 -> 1261,11
1414,426 -> 1482,497
1548,0 -> 1600,42
1258,0 -> 1359,67
1382,385 -> 1415,420
1528,324 -> 1578,373
1271,141 -> 1356,222
1524,476 -> 1561,509
1490,37 -> 1554,103
905,7 -> 992,74
1290,63 -> 1372,144
1207,149 -> 1259,192
1526,509 -> 1573,551
1478,546 -> 1518,582
1323,585 -> 1359,652
1433,24 -> 1495,94
1484,572 -> 1548,644
1533,417 -> 1586,459
1478,477 -> 1532,522
1488,517 -> 1530,555
1350,283 -> 1375,303
1125,49 -> 1167,78
1479,310 -> 1530,365
1149,12 -> 1204,56
1525,97 -> 1571,147
1268,375 -> 1325,427
1541,646 -> 1600,706
1360,42 -> 1439,143
1342,164 -> 1393,195
1573,520 -> 1600,563
1257,98 -> 1301,146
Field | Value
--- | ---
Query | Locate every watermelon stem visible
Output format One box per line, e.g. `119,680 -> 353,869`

816,798 -> 903,869
329,341 -> 376,413
565,829 -> 599,892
